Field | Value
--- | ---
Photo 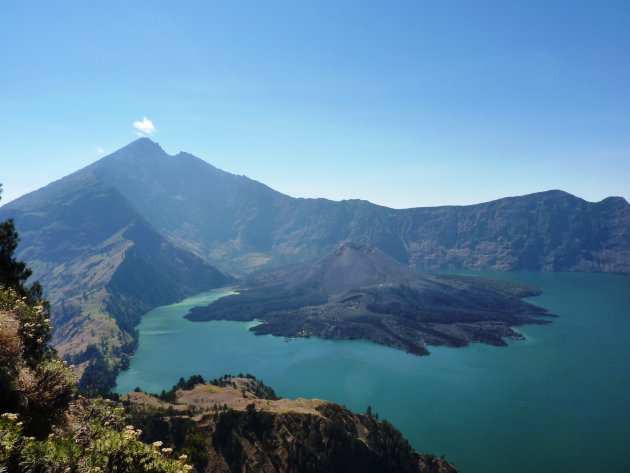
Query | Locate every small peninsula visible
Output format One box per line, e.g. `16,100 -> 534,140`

186,243 -> 551,354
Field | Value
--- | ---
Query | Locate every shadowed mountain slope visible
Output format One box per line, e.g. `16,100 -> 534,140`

0,169 -> 230,387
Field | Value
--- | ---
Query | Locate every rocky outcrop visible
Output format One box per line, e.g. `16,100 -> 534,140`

124,375 -> 459,473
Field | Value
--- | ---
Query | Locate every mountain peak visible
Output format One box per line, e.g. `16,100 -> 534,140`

88,138 -> 169,171
335,241 -> 373,254
535,189 -> 578,200
116,137 -> 166,156
599,195 -> 629,206
299,242 -> 417,294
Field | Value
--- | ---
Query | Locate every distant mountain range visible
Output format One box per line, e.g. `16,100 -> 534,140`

9,139 -> 627,276
1,138 -> 628,388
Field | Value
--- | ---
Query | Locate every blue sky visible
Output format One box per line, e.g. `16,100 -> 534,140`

1,1 -> 629,208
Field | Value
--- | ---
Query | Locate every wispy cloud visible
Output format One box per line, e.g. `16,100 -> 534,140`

133,117 -> 156,136
96,147 -> 106,155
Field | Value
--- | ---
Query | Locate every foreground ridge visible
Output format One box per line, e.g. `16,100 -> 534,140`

124,374 -> 459,473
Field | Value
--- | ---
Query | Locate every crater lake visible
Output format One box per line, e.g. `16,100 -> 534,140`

116,272 -> 630,473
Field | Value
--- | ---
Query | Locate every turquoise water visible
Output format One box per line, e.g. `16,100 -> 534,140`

116,272 -> 630,473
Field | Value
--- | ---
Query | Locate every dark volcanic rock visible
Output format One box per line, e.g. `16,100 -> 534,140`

187,243 -> 551,354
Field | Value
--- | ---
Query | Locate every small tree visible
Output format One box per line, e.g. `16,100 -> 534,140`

0,185 -> 31,292
0,185 -> 44,305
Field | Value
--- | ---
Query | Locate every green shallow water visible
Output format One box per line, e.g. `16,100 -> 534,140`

116,272 -> 630,473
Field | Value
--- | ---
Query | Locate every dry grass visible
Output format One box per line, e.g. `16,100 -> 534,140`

121,392 -> 189,411
123,377 -> 328,418
0,310 -> 22,367
175,378 -> 327,417
53,295 -> 125,359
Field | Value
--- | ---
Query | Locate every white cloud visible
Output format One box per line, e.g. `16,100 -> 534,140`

133,117 -> 156,136
96,147 -> 106,155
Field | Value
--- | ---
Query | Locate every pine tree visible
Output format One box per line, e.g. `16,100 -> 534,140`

0,186 -> 32,291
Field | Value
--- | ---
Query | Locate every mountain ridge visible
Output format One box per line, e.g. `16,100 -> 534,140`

76,139 -> 629,275
6,139 -> 627,211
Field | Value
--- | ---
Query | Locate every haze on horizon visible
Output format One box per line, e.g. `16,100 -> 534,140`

1,1 -> 629,209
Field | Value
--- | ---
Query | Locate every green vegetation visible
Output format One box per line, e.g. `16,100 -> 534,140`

0,287 -> 74,438
132,373 -> 279,405
157,375 -> 207,402
434,273 -> 542,298
0,399 -> 191,473
124,405 -> 208,472
0,184 -> 44,305
209,374 -> 280,400
315,403 -> 423,473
